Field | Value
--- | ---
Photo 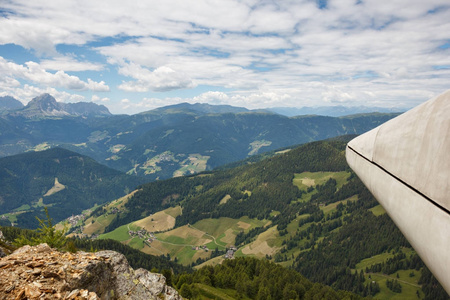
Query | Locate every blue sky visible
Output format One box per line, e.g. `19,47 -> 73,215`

0,0 -> 449,114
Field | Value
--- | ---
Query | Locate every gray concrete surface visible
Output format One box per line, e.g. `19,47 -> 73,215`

346,90 -> 450,294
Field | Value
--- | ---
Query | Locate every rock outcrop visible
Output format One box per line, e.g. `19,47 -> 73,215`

0,244 -> 182,300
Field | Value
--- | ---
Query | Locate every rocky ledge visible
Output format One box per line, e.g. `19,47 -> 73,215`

0,243 -> 182,300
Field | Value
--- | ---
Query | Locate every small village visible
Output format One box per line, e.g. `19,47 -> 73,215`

128,228 -> 156,243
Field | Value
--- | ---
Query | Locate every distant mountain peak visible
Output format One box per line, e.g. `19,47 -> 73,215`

0,96 -> 24,112
268,105 -> 406,117
28,93 -> 66,114
142,102 -> 263,116
9,94 -> 111,118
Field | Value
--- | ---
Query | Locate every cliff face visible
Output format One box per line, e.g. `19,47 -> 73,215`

0,243 -> 182,300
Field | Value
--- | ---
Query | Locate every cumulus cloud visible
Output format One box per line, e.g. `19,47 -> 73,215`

118,64 -> 196,92
0,84 -> 86,105
0,0 -> 449,111
0,57 -> 109,92
91,95 -> 110,103
40,56 -> 104,72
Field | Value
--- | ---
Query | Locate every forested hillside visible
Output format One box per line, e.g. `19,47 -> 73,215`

0,148 -> 144,228
88,138 -> 447,299
0,95 -> 398,179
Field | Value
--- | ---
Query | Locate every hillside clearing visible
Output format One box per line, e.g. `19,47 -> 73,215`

293,171 -> 351,191
134,206 -> 181,232
240,226 -> 279,257
43,178 -> 65,197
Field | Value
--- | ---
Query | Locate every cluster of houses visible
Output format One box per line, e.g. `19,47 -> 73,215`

224,246 -> 238,259
128,228 -> 156,243
67,211 -> 90,227
191,245 -> 209,251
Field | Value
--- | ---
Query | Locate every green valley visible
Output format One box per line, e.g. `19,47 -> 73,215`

0,95 -> 399,180
58,138 -> 447,299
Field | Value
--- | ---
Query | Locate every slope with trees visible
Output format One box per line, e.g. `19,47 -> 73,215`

0,148 -> 144,228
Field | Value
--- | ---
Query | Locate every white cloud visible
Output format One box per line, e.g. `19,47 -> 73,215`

91,95 -> 110,103
0,0 -> 449,111
0,57 -> 109,92
0,84 -> 86,105
118,64 -> 195,92
40,56 -> 104,72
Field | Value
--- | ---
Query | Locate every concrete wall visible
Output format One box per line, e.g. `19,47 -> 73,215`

346,90 -> 450,294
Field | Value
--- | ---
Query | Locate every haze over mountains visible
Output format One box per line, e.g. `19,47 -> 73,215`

2,94 -> 111,118
268,105 -> 405,117
0,93 -> 448,299
0,94 -> 399,180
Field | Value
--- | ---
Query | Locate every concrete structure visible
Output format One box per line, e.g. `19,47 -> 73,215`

346,90 -> 450,294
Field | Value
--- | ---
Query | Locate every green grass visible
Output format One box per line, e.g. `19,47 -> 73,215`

355,248 -> 417,271
193,216 -> 266,238
195,283 -> 252,300
13,204 -> 31,212
157,235 -> 186,244
320,199 -> 351,214
366,272 -> 422,300
293,171 -> 351,191
173,247 -> 197,265
205,241 -> 226,251
32,198 -> 45,208
2,213 -> 18,223
98,223 -> 139,241
370,204 -> 387,216
128,237 -> 145,250
193,218 -> 238,237
355,252 -> 394,270
353,247 -> 422,300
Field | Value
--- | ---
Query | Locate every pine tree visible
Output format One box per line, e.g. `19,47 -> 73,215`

14,207 -> 67,249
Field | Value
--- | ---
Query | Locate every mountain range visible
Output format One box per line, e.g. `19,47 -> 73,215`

268,105 -> 406,117
0,96 -> 24,112
0,94 -> 400,180
0,94 -> 447,299
5,93 -> 111,118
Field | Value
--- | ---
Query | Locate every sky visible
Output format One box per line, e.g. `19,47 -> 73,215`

0,0 -> 449,114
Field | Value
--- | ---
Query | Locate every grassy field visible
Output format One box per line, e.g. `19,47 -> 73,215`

370,204 -> 387,216
174,154 -> 210,177
293,171 -> 351,191
195,283 -> 252,300
192,217 -> 266,240
74,167 -> 427,300
97,214 -> 271,265
365,272 -> 422,300
98,223 -> 140,241
239,225 -> 279,258
320,198 -> 352,214
134,206 -> 181,232
43,178 -> 66,197
353,247 -> 422,300
248,140 -> 272,155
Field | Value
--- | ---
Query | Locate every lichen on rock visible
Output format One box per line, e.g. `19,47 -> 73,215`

0,243 -> 182,300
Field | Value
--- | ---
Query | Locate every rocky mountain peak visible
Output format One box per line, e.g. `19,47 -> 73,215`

8,94 -> 111,118
28,93 -> 59,109
0,243 -> 182,299
0,96 -> 24,112
17,94 -> 68,118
